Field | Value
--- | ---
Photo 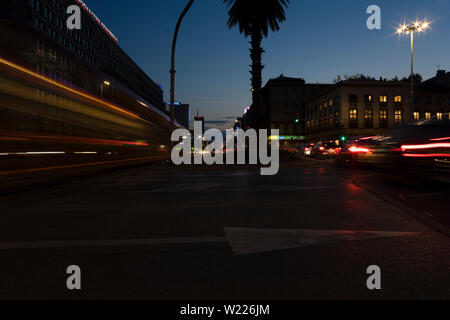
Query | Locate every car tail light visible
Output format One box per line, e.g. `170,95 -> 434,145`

349,146 -> 373,153
429,137 -> 450,142
319,147 -> 325,151
403,153 -> 450,158
401,143 -> 450,152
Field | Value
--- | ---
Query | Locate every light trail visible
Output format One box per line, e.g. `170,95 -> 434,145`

401,143 -> 450,151
0,155 -> 168,176
0,56 -> 141,120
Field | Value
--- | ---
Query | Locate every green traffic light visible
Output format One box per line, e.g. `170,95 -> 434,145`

341,136 -> 346,141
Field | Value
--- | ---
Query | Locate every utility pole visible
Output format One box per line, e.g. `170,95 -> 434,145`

170,0 -> 195,151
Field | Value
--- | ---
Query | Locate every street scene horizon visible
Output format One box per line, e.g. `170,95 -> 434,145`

0,0 -> 448,304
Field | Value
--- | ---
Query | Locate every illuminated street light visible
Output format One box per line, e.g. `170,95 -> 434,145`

396,20 -> 431,117
100,80 -> 111,98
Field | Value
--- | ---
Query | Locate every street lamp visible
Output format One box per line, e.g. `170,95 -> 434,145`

101,80 -> 111,98
396,20 -> 430,117
170,0 -> 194,150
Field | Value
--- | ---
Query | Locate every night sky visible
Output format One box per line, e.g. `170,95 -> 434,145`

84,0 -> 450,130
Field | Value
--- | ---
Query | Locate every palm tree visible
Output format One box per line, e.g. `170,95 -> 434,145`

224,0 -> 289,128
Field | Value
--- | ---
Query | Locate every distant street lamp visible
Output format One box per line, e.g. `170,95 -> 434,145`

101,80 -> 111,98
396,21 -> 430,117
170,0 -> 194,149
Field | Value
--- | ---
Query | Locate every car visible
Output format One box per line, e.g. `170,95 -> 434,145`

389,114 -> 450,174
336,114 -> 450,173
297,143 -> 315,157
311,141 -> 341,159
335,136 -> 394,167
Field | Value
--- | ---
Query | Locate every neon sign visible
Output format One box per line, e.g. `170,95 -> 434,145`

74,0 -> 118,43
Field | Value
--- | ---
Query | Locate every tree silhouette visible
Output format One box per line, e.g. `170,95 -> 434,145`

224,0 -> 289,128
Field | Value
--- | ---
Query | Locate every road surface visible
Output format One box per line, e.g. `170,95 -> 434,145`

0,158 -> 448,299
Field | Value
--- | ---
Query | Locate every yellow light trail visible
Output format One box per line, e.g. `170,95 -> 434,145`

0,56 -> 140,120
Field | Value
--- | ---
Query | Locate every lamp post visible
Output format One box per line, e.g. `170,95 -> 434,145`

170,0 -> 194,150
100,80 -> 111,98
396,21 -> 430,119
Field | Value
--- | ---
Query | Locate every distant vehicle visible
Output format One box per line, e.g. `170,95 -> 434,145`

311,141 -> 341,159
335,136 -> 393,167
336,114 -> 450,174
298,143 -> 315,157
389,115 -> 450,174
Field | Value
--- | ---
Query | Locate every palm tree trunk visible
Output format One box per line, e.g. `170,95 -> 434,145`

249,28 -> 265,129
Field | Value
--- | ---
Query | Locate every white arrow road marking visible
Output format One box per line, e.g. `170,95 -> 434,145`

224,228 -> 422,255
0,229 -> 421,253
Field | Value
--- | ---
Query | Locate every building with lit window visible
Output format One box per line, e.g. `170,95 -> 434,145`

262,75 -> 331,148
305,75 -> 450,141
413,70 -> 450,122
305,80 -> 411,141
0,0 -> 165,115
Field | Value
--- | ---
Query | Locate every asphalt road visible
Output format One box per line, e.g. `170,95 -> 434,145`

0,158 -> 448,299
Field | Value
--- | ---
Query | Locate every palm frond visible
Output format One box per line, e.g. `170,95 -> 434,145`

224,0 -> 289,37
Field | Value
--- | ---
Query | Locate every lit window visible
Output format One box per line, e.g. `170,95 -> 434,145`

380,96 -> 388,103
425,112 -> 431,120
437,113 -> 443,121
414,112 -> 420,121
394,96 -> 403,103
379,109 -> 388,128
364,109 -> 373,128
349,109 -> 358,128
395,110 -> 403,124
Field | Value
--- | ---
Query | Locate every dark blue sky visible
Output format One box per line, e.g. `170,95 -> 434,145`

85,0 -> 450,129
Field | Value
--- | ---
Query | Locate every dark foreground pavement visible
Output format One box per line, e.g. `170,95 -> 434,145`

0,159 -> 448,299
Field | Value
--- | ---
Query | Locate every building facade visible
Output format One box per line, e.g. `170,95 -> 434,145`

0,0 -> 165,115
173,103 -> 190,129
262,75 -> 331,147
305,77 -> 450,141
414,70 -> 450,121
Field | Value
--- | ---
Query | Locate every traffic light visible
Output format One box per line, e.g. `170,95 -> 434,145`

341,136 -> 347,142
293,113 -> 300,124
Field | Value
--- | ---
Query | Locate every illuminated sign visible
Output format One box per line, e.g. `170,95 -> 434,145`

75,0 -> 118,43
269,136 -> 305,141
